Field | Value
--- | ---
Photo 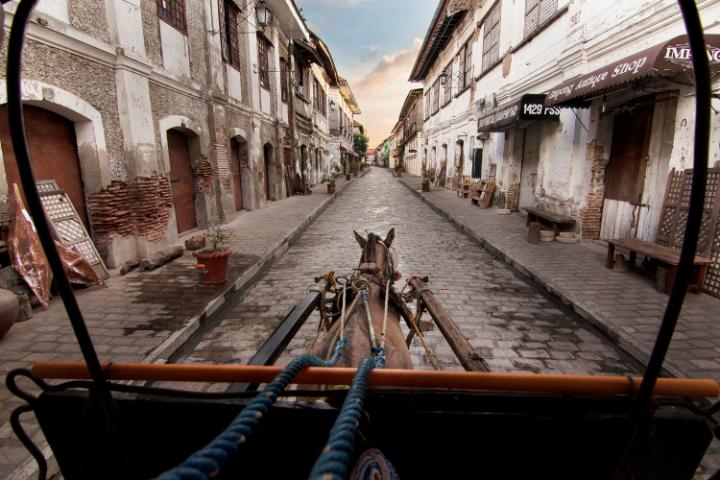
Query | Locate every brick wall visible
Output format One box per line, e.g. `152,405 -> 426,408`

194,160 -> 214,194
579,141 -> 608,240
88,174 -> 174,255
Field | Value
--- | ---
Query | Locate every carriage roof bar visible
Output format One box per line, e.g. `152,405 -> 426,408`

30,361 -> 720,399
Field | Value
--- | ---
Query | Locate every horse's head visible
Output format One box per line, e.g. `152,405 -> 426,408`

353,228 -> 396,280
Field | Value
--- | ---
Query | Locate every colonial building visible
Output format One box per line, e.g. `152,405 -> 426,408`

329,78 -> 361,174
410,0 -> 720,242
0,0 -> 357,269
398,88 -> 424,176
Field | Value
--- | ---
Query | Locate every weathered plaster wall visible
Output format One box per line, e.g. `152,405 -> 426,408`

70,0 -> 110,43
140,0 -> 163,67
4,39 -> 126,181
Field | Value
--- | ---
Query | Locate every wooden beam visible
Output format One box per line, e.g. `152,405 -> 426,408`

409,276 -> 489,371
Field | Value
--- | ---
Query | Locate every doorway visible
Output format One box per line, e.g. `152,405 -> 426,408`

0,104 -> 89,228
230,137 -> 248,211
168,129 -> 198,233
263,143 -> 273,201
519,128 -> 541,210
601,97 -> 655,239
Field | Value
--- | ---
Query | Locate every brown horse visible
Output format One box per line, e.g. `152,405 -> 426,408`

312,228 -> 413,369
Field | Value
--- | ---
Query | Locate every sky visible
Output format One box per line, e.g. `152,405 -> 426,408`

296,0 -> 438,146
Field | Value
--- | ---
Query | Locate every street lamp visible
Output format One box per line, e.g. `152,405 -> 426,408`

439,72 -> 448,85
256,0 -> 271,27
329,100 -> 336,112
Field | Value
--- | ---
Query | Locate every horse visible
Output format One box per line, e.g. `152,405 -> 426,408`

312,228 -> 414,369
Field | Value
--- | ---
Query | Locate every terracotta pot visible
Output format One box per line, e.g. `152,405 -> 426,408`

345,174 -> 352,181
421,180 -> 430,192
327,183 -> 336,194
193,249 -> 232,285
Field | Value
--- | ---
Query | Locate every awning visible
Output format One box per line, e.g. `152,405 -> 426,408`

293,39 -> 323,65
340,145 -> 355,155
477,94 -> 560,132
545,34 -> 720,107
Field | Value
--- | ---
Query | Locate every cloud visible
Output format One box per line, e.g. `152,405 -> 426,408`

349,38 -> 423,145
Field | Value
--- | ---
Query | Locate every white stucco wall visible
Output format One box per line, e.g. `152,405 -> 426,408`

160,21 -> 191,79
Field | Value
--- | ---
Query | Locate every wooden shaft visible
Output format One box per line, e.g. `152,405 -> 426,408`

30,362 -> 719,398
409,276 -> 489,371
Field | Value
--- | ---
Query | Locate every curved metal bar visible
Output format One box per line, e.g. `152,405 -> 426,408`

613,0 -> 712,476
6,369 -> 48,404
10,405 -> 48,480
5,0 -> 113,410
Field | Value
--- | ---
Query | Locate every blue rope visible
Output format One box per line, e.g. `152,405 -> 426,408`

156,339 -> 348,480
308,357 -> 377,480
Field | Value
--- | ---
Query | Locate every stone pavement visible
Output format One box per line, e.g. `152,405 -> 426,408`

0,174 -> 356,479
397,175 -> 720,383
176,168 -> 640,380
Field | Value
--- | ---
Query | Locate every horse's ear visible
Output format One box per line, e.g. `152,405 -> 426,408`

354,231 -> 367,248
384,228 -> 395,248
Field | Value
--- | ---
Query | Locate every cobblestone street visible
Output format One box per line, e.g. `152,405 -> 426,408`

178,168 -> 640,376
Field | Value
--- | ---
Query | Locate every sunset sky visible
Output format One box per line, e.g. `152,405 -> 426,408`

297,0 -> 438,146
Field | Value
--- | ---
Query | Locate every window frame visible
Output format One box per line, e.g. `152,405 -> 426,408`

463,39 -> 473,89
257,34 -> 272,90
524,0 -> 558,39
481,1 -> 501,73
280,58 -> 289,103
223,0 -> 241,69
157,0 -> 187,34
442,62 -> 453,106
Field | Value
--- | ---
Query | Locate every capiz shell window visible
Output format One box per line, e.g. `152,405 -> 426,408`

157,0 -> 187,33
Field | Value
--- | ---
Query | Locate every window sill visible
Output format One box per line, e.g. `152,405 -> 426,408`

515,5 -> 569,52
475,57 -> 503,83
158,17 -> 187,36
296,93 -> 311,104
454,85 -> 471,98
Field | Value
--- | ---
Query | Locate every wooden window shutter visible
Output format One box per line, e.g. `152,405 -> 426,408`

218,0 -> 227,61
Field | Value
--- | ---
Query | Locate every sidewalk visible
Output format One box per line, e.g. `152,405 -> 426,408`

398,175 -> 720,382
0,174 -> 357,478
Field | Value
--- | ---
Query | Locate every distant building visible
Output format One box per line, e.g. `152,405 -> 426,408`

398,89 -> 424,176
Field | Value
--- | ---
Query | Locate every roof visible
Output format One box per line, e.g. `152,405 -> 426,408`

409,0 -> 469,82
310,32 -> 341,86
391,119 -> 403,135
339,78 -> 361,114
398,88 -> 424,119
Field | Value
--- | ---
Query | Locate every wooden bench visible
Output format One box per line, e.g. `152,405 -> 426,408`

524,207 -> 576,235
605,237 -> 714,294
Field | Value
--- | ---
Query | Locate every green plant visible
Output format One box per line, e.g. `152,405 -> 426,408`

353,133 -> 369,157
422,167 -> 436,182
322,173 -> 337,185
205,224 -> 232,252
394,163 -> 403,173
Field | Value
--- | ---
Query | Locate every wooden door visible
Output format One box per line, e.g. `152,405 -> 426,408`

519,128 -> 541,210
230,138 -> 244,211
0,104 -> 89,228
264,146 -> 272,201
168,129 -> 197,233
601,99 -> 654,239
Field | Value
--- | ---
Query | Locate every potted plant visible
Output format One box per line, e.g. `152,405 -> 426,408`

394,164 -> 403,177
421,167 -> 435,192
193,224 -> 232,285
322,173 -> 337,194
